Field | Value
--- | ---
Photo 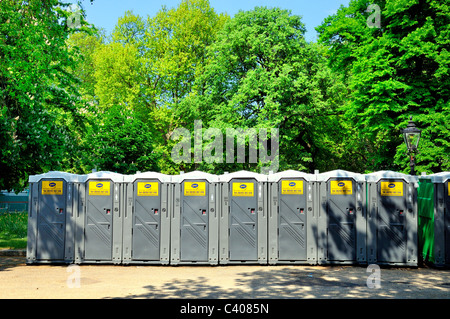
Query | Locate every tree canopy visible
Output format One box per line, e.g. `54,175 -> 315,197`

0,0 -> 91,190
0,0 -> 448,191
317,0 -> 450,173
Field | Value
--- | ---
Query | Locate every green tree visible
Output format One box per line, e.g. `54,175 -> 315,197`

145,0 -> 229,108
112,10 -> 146,48
0,0 -> 90,191
93,41 -> 143,110
79,105 -> 158,174
67,31 -> 104,104
178,7 -> 347,173
95,1 -> 229,173
317,0 -> 450,173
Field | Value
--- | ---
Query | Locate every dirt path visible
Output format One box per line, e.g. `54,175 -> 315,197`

1,256 -> 449,300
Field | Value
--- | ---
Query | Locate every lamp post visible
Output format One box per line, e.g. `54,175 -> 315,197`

402,116 -> 421,175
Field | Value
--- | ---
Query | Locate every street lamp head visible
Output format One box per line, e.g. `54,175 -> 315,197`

402,116 -> 421,153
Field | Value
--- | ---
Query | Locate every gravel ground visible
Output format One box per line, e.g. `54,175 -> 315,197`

0,255 -> 449,300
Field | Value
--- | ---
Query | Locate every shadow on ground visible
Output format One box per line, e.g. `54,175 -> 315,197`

121,266 -> 450,299
0,256 -> 26,271
2,256 -> 448,299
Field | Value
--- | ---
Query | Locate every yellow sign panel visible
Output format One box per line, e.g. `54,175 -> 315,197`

281,180 -> 303,195
232,182 -> 254,197
41,181 -> 63,195
89,181 -> 111,196
184,182 -> 206,196
330,180 -> 353,195
380,182 -> 403,196
137,182 -> 159,196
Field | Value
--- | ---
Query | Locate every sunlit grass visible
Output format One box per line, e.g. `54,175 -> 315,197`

0,212 -> 27,249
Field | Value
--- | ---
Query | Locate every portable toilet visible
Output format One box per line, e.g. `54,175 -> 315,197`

420,172 -> 450,267
27,171 -> 83,264
316,170 -> 367,265
170,171 -> 219,265
267,170 -> 317,265
366,171 -> 419,266
74,171 -> 124,264
218,170 -> 268,264
122,172 -> 171,265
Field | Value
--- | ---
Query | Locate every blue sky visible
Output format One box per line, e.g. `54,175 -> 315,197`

70,0 -> 350,42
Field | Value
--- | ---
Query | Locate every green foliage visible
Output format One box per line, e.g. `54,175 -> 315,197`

179,7 -> 348,173
1,0 -> 448,185
93,41 -> 142,109
0,0 -> 92,191
99,0 -> 229,174
79,105 -> 158,174
317,0 -> 450,173
66,31 -> 104,102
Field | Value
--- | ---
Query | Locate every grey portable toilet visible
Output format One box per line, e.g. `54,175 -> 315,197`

219,170 -> 268,264
75,171 -> 124,264
427,172 -> 450,267
316,170 -> 367,265
27,171 -> 83,264
366,171 -> 418,266
122,172 -> 171,265
267,170 -> 317,265
171,171 -> 219,265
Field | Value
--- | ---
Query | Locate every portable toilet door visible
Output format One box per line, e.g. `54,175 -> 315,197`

219,171 -> 267,265
417,174 -> 435,265
267,170 -> 317,265
171,171 -> 219,265
429,172 -> 450,267
366,171 -> 418,266
122,172 -> 171,265
26,172 -> 77,264
317,170 -> 366,265
75,171 -> 124,264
